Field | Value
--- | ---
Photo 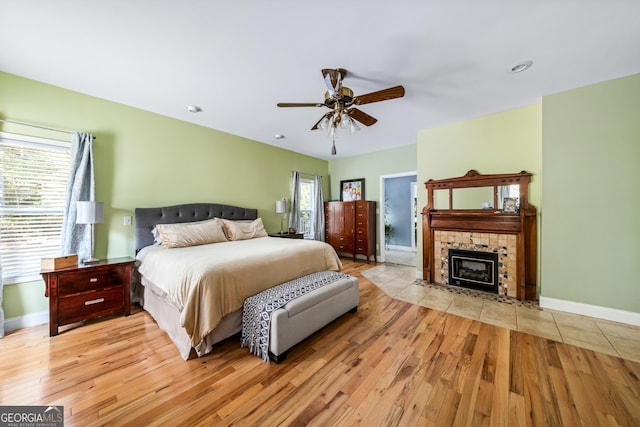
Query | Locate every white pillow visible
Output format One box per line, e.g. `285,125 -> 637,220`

221,218 -> 268,241
153,218 -> 228,248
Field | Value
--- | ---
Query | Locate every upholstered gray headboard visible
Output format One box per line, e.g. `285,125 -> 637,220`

134,203 -> 258,253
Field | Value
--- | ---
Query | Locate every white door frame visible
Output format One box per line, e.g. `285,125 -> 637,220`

410,181 -> 417,250
379,171 -> 417,263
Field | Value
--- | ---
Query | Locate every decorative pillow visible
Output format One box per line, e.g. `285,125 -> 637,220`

151,227 -> 162,245
221,218 -> 268,241
153,218 -> 228,248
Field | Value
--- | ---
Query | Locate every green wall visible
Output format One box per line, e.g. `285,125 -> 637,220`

541,73 -> 640,312
0,71 -> 328,319
417,104 -> 543,274
328,144 -> 417,202
328,143 -> 417,253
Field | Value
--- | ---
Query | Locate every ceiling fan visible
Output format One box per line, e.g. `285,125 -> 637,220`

277,68 -> 405,155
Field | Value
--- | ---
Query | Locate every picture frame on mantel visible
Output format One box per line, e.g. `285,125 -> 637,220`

340,178 -> 365,201
502,197 -> 519,213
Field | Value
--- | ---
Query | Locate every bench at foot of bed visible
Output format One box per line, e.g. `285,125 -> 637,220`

268,274 -> 359,363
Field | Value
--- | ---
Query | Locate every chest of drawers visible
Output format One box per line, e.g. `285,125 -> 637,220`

325,200 -> 376,263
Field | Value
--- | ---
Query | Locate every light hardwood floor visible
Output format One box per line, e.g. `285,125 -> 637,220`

1,259 -> 639,426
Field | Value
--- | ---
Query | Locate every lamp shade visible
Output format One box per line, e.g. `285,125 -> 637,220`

76,201 -> 104,224
318,116 -> 330,130
275,199 -> 286,214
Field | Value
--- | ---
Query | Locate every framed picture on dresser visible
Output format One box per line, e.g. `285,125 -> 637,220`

340,178 -> 365,201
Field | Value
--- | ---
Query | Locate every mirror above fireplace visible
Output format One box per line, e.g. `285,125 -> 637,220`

430,170 -> 524,212
434,185 -> 520,210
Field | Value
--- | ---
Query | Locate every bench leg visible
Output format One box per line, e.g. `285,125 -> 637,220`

349,306 -> 358,314
270,351 -> 287,364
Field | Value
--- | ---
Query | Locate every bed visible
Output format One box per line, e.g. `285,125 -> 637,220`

134,203 -> 342,359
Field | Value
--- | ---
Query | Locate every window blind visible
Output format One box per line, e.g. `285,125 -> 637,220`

0,132 -> 70,284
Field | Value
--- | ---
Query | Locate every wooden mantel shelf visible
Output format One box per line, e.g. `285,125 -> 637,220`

422,170 -> 537,300
429,210 -> 536,234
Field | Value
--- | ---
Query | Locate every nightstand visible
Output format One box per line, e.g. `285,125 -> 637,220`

41,257 -> 135,336
269,233 -> 304,239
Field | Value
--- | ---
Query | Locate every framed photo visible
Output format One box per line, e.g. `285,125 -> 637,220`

502,197 -> 518,213
340,178 -> 365,201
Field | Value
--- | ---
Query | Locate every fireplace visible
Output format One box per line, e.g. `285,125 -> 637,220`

422,170 -> 537,300
448,249 -> 499,294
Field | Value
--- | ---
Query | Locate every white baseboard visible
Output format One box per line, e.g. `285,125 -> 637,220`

539,296 -> 640,326
3,310 -> 48,333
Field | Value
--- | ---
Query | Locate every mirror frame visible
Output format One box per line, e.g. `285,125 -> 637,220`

424,169 -> 531,213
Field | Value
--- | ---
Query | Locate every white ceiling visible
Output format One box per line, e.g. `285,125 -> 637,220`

1,1 -> 639,160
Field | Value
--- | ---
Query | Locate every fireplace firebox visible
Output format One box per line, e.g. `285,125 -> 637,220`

448,249 -> 499,294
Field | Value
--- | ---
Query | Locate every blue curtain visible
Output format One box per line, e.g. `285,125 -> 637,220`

288,171 -> 301,232
60,132 -> 95,261
312,175 -> 324,241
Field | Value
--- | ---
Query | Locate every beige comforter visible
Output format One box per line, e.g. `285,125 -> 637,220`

136,236 -> 342,347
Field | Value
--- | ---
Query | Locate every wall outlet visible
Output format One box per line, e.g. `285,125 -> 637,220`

123,215 -> 132,226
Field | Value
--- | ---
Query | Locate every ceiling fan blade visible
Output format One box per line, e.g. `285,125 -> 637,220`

277,102 -> 324,107
348,108 -> 378,126
321,68 -> 345,96
354,85 -> 405,105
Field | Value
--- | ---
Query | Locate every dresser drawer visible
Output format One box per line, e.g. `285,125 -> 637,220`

355,203 -> 368,212
58,287 -> 125,324
355,236 -> 369,252
330,235 -> 351,244
58,266 -> 125,295
333,242 -> 354,252
329,236 -> 353,252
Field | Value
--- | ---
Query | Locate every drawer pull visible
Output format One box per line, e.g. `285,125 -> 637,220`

85,298 -> 105,305
90,278 -> 98,283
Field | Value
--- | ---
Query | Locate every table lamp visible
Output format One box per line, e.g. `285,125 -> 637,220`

76,201 -> 104,264
275,199 -> 287,234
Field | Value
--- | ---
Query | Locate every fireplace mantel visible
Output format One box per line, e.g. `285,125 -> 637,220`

422,170 -> 537,300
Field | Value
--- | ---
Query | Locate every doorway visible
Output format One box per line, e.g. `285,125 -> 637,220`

380,172 -> 417,266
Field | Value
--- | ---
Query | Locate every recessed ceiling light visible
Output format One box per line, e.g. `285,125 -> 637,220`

510,60 -> 533,73
275,134 -> 285,139
187,105 -> 202,113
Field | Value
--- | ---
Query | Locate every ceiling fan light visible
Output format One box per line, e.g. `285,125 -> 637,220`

318,116 -> 330,130
339,113 -> 351,129
349,120 -> 360,135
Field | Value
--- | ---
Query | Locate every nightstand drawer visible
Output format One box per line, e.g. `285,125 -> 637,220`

58,287 -> 125,324
58,266 -> 124,295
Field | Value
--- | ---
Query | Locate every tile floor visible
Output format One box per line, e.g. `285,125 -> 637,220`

383,249 -> 417,267
362,263 -> 640,363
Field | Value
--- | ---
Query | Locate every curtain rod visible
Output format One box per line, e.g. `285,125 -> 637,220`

0,119 -> 95,139
291,171 -> 322,178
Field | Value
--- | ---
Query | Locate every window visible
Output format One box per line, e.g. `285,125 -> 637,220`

0,132 -> 70,284
298,178 -> 315,238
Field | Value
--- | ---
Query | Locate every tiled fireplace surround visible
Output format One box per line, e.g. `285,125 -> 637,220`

433,230 -> 517,298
